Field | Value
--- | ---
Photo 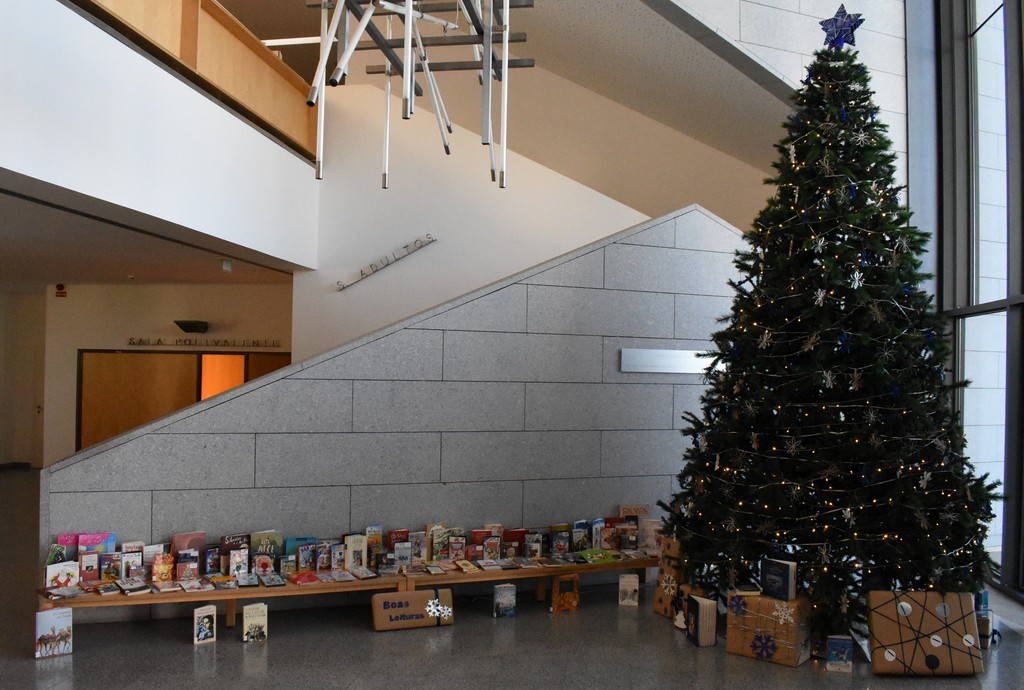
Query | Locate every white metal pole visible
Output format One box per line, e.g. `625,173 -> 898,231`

307,2 -> 347,106
382,16 -> 392,188
315,2 -> 329,179
329,5 -> 377,85
498,0 -> 509,187
481,0 -> 492,146
414,23 -> 451,154
403,0 -> 414,119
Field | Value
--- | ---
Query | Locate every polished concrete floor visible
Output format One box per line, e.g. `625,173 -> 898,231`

3,466 -> 1023,689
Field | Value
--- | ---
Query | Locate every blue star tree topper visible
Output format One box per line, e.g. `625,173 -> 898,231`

820,4 -> 864,51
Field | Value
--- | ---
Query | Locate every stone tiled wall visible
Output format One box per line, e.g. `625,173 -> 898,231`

42,206 -> 743,571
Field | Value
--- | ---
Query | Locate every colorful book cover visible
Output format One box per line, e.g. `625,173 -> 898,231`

278,555 -> 297,578
760,557 -> 797,601
284,536 -> 316,557
219,533 -> 249,572
551,573 -> 580,613
151,553 -> 174,582
550,529 -> 570,557
170,531 -> 206,558
35,607 -> 73,658
571,527 -> 591,553
193,604 -> 217,645
249,530 -> 284,561
121,540 -> 145,554
426,524 -> 446,563
524,533 -> 543,558
394,542 -> 412,572
366,525 -> 384,561
494,583 -> 516,618
483,536 -> 502,560
204,547 -> 221,576
483,523 -> 503,538
45,561 -> 80,588
251,553 -> 275,577
142,543 -> 166,566
56,534 -> 81,562
330,543 -> 346,571
467,544 -> 485,560
386,529 -> 409,551
316,540 -> 338,571
257,571 -> 286,587
120,552 -> 143,579
176,562 -> 199,581
344,534 -> 367,570
46,544 -> 69,566
826,635 -> 854,672
599,526 -> 619,551
409,531 -> 426,563
78,532 -> 116,555
287,571 -> 319,585
448,536 -> 467,562
78,552 -> 99,582
115,576 -> 150,595
615,523 -> 638,551
297,543 -> 316,572
686,595 -> 717,647
469,529 -> 492,545
500,541 -> 521,558
619,574 -> 640,606
229,548 -> 249,577
242,603 -> 268,642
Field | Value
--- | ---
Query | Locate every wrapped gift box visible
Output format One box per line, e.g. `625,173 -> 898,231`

653,537 -> 684,618
726,594 -> 812,667
371,588 -> 454,631
867,591 -> 982,675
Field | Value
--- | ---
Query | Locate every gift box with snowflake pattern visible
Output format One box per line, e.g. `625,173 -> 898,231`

653,537 -> 685,618
371,588 -> 454,631
725,593 -> 812,667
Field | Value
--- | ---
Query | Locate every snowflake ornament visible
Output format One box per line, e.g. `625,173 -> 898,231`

822,370 -> 837,389
773,601 -> 795,626
751,634 -> 778,659
662,574 -> 677,596
850,269 -> 864,289
425,598 -> 444,618
814,289 -> 827,307
940,508 -> 959,524
728,594 -> 749,617
818,544 -> 833,564
813,237 -> 826,254
852,130 -> 870,146
758,330 -> 773,349
785,436 -> 803,456
919,471 -> 932,489
843,507 -> 854,526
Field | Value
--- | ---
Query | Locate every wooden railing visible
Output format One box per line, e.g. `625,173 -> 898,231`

68,0 -> 316,159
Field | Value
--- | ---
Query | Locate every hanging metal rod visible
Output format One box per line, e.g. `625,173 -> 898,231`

356,32 -> 526,49
352,0 -> 533,12
366,58 -> 532,73
341,0 -> 423,96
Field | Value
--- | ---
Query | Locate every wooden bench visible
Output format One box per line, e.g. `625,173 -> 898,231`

38,557 -> 658,626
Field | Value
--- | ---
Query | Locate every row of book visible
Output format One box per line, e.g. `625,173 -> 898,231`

42,506 -> 663,598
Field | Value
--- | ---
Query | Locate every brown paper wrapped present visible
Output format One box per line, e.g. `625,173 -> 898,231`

867,591 -> 982,675
726,594 -> 812,667
653,537 -> 684,618
371,588 -> 454,631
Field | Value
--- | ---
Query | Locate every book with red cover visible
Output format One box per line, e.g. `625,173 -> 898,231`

171,531 -> 206,558
469,529 -> 492,545
503,529 -> 528,547
219,533 -> 249,572
78,552 -> 99,582
386,529 -> 410,551
287,571 -> 320,585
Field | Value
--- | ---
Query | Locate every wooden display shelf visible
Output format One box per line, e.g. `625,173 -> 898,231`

39,575 -> 405,627
402,556 -> 657,601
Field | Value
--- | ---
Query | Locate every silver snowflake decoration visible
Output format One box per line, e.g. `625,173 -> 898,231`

919,471 -> 933,489
866,407 -> 879,425
814,289 -> 827,307
785,436 -> 803,456
940,508 -> 959,524
802,332 -> 821,352
723,517 -> 738,532
425,598 -> 445,619
818,544 -> 833,564
896,236 -> 911,253
787,144 -> 797,164
819,157 -> 835,175
822,370 -> 837,389
789,483 -> 802,500
822,464 -> 842,481
852,130 -> 870,145
743,400 -> 758,417
879,343 -> 895,362
773,600 -> 795,626
869,433 -> 883,449
842,507 -> 854,525
835,185 -> 850,204
682,501 -> 694,518
813,237 -> 826,254
661,573 -> 677,596
758,330 -> 773,349
850,269 -> 864,289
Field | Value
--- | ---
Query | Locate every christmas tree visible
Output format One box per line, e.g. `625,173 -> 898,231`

660,6 -> 1000,640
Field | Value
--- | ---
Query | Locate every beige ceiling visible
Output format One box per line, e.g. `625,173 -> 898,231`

0,0 -> 791,293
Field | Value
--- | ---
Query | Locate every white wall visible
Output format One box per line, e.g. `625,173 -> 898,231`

0,0 -> 318,269
0,292 -> 45,465
678,0 -> 908,185
42,284 -> 292,465
292,86 -> 650,360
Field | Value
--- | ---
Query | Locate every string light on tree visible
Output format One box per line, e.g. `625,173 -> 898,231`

658,5 -> 1000,644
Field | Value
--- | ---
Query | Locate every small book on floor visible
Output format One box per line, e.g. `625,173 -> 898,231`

685,595 -> 717,647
